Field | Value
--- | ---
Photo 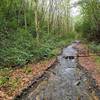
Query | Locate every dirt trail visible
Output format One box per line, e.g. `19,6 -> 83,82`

15,42 -> 100,100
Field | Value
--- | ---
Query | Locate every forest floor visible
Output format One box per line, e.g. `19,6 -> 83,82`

0,58 -> 56,100
0,42 -> 100,100
14,42 -> 100,100
76,44 -> 100,87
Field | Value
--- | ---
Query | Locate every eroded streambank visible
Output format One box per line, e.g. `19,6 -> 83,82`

15,42 -> 100,100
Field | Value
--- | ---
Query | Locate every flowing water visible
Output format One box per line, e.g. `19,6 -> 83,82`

17,42 -> 100,100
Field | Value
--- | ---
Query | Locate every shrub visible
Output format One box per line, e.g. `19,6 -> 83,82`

0,29 -> 35,67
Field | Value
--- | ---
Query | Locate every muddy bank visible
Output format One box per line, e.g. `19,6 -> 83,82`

15,42 -> 100,100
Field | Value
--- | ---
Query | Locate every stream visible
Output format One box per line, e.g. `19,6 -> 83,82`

16,42 -> 100,100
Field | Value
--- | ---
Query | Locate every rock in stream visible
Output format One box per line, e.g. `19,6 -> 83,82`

16,42 -> 100,100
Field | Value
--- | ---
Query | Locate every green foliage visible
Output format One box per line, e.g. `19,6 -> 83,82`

88,42 -> 100,72
0,0 -> 75,68
0,76 -> 9,86
0,30 -> 75,67
75,0 -> 100,42
89,42 -> 100,53
0,67 -> 11,86
23,66 -> 33,74
95,56 -> 100,63
0,28 -> 35,67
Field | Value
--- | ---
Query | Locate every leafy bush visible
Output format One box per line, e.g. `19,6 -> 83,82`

0,28 -> 35,67
75,0 -> 100,43
0,0 -> 76,68
89,42 -> 100,53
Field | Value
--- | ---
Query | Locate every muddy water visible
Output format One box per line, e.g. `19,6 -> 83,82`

19,43 -> 99,100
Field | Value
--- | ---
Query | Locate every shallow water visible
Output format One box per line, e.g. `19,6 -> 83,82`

19,43 -> 99,100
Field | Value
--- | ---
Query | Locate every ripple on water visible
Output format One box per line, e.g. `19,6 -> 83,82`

19,43 -> 99,100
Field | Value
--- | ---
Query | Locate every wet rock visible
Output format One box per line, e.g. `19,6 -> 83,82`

17,42 -> 99,100
74,81 -> 81,86
63,56 -> 75,60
